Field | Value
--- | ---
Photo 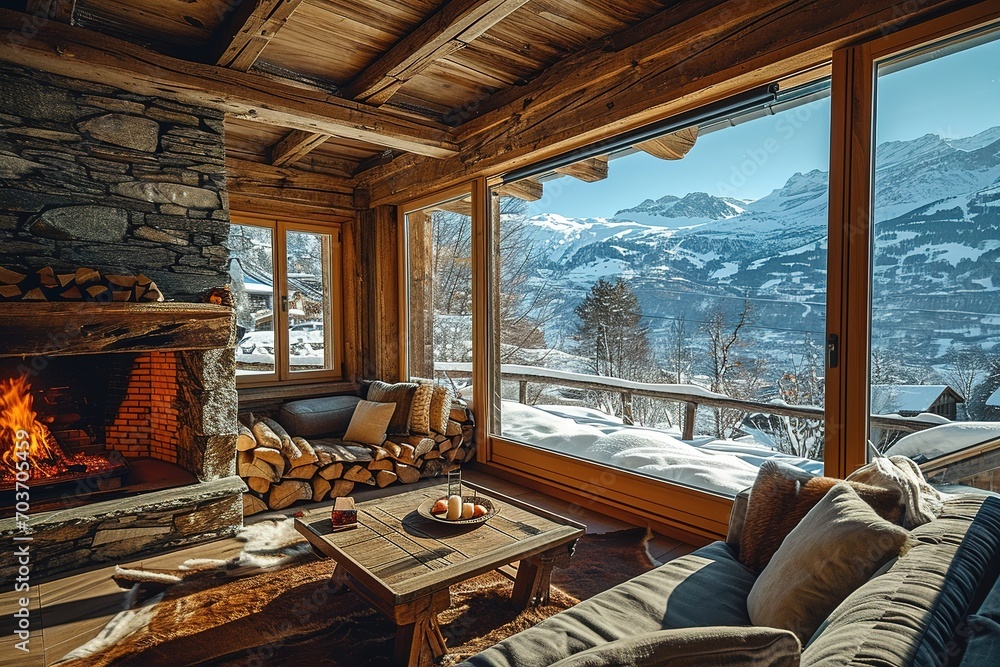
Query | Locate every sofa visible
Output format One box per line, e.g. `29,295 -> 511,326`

459,486 -> 1000,666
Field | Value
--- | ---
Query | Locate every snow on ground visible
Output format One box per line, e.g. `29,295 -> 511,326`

885,422 -> 1000,460
501,401 -> 823,496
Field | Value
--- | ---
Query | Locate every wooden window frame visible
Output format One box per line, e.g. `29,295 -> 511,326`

396,1 -> 1000,540
827,1 -> 1000,477
231,212 -> 345,388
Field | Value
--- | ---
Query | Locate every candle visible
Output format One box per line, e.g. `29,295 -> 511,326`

447,495 -> 462,521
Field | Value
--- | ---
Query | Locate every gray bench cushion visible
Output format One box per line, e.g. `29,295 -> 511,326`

460,541 -> 756,667
802,495 -> 999,667
279,395 -> 362,437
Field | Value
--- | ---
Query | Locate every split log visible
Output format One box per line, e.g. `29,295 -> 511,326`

395,462 -> 421,484
238,452 -> 280,482
253,446 -> 285,469
268,480 -> 312,510
318,462 -> 345,480
237,424 -> 257,451
314,443 -> 373,463
343,465 -> 374,485
406,436 -> 436,458
368,458 -> 394,471
438,437 -> 453,453
396,443 -> 417,465
463,447 -> 477,463
286,463 -> 319,480
382,441 -> 403,459
260,416 -> 302,461
450,407 -> 468,422
370,445 -> 392,461
243,493 -> 268,516
290,437 -> 319,466
451,434 -> 463,449
312,476 -> 332,502
252,421 -> 282,450
423,450 -> 441,460
446,447 -> 463,463
376,470 -> 398,488
330,479 -> 355,499
246,476 -> 272,494
445,421 -> 462,437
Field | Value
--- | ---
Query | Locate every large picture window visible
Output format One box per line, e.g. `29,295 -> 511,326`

229,215 -> 343,385
865,26 -> 1000,476
488,85 -> 832,497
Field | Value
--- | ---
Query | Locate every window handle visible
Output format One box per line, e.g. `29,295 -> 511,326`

826,333 -> 839,369
281,295 -> 288,312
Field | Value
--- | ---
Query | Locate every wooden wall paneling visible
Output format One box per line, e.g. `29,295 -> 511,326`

343,0 -> 532,105
214,0 -> 305,71
358,205 -> 401,382
341,214 -> 363,382
363,0 -> 973,204
0,9 -> 459,158
405,209 -> 435,379
225,157 -> 356,215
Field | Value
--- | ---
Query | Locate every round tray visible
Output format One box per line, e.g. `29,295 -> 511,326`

416,495 -> 499,525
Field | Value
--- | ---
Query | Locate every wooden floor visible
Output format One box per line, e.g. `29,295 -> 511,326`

0,469 -> 695,666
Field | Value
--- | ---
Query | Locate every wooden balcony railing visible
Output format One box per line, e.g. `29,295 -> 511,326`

434,362 -> 944,440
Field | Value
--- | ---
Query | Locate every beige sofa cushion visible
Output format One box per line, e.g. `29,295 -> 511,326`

548,626 -> 801,667
748,483 -> 911,644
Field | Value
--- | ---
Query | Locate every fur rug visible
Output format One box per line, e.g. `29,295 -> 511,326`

56,522 -> 658,666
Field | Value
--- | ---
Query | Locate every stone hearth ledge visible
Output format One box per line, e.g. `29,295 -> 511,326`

0,475 -> 246,580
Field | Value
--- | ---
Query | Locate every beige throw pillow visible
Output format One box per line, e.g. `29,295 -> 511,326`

343,400 -> 396,446
747,482 -> 911,644
409,379 -> 434,435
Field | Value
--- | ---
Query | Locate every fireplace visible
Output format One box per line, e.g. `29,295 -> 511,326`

0,302 -> 244,579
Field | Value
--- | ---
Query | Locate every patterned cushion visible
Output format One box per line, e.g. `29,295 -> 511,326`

409,379 -> 435,435
430,384 -> 454,435
740,460 -> 904,573
366,380 -> 419,435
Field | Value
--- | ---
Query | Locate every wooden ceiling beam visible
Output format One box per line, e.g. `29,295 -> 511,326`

25,0 -> 75,24
0,9 -> 459,158
344,0 -> 531,105
554,156 -> 609,182
633,127 -> 699,161
214,0 -> 304,72
362,0 -> 970,203
496,178 -> 542,202
269,129 -> 331,166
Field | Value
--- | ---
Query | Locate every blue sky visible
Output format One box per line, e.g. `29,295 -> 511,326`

541,36 -> 1000,219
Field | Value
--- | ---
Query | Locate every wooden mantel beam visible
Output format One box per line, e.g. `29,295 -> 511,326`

214,0 -> 304,72
25,0 -> 75,25
362,0 -> 977,203
0,8 -> 458,158
344,0 -> 531,105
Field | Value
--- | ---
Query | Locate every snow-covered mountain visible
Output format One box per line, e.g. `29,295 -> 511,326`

513,127 -> 1000,361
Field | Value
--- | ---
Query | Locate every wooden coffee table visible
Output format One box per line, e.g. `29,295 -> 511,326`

294,481 -> 585,667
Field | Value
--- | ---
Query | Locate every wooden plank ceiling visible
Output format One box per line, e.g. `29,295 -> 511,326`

1,0 -> 687,203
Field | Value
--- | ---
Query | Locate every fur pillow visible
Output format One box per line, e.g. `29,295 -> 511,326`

365,380 -> 418,436
409,379 -> 435,435
430,384 -> 454,435
747,483 -> 911,644
739,460 -> 904,573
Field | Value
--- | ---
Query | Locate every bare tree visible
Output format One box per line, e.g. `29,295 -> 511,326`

942,344 -> 988,420
699,297 -> 768,438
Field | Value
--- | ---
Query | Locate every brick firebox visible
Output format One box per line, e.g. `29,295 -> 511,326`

106,351 -> 182,465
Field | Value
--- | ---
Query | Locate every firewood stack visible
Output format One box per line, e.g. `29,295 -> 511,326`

0,266 -> 164,302
239,402 -> 477,515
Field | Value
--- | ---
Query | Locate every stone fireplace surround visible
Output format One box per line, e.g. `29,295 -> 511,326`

0,302 -> 243,579
0,59 -> 244,579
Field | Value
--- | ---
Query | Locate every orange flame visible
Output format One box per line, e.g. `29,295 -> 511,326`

1,376 -> 65,476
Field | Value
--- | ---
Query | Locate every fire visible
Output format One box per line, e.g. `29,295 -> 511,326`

0,376 -> 66,477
